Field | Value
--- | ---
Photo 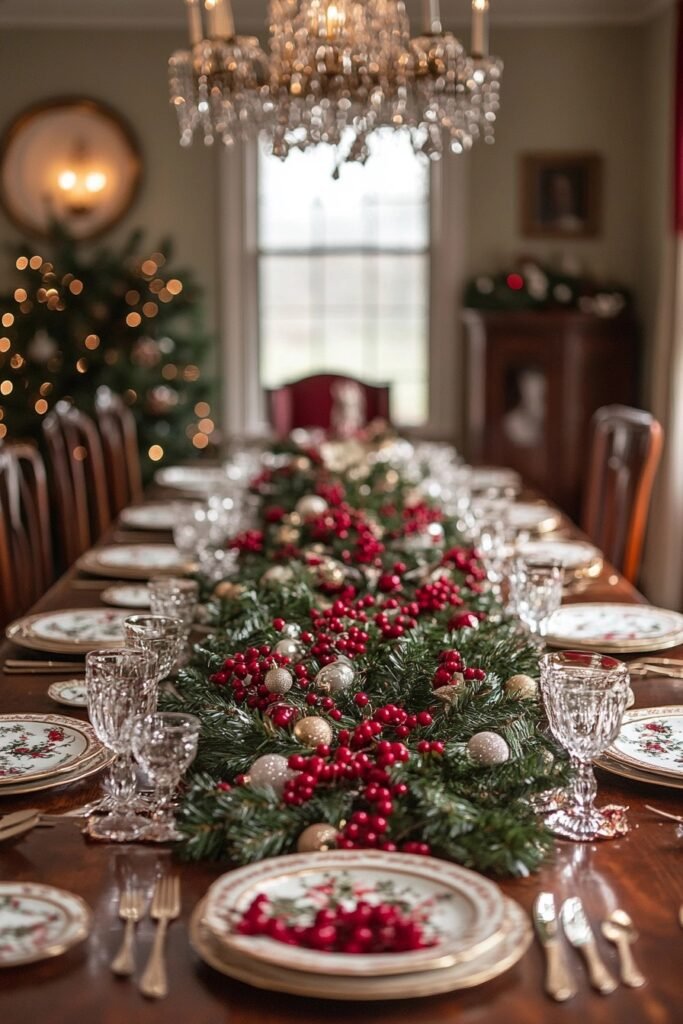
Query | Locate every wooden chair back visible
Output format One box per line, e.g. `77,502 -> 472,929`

0,444 -> 54,625
581,404 -> 663,583
266,373 -> 391,439
95,386 -> 143,514
42,401 -> 112,569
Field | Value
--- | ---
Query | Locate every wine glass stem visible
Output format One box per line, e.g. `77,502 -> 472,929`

105,754 -> 137,811
152,782 -> 176,827
571,756 -> 597,816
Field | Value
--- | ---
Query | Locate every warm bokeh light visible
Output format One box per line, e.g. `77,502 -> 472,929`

85,171 -> 107,193
16,257 -> 28,270
14,288 -> 27,303
162,364 -> 178,380
148,444 -> 164,461
29,256 -> 43,270
1,380 -> 14,395
84,334 -> 100,350
0,424 -> 6,439
39,382 -> 53,396
198,417 -> 214,434
2,313 -> 14,328
125,290 -> 140,305
58,169 -> 77,191
193,433 -> 209,449
142,302 -> 158,318
183,364 -> 200,381
194,401 -> 210,417
73,446 -> 87,462
167,279 -> 183,295
76,358 -> 88,373
126,312 -> 142,328
10,354 -> 24,369
69,279 -> 84,295
34,399 -> 48,415
141,259 -> 158,276
0,338 -> 10,353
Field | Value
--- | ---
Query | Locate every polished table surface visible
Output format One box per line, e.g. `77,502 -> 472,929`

1,502 -> 682,1024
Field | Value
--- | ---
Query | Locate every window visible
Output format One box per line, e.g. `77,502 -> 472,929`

257,131 -> 430,426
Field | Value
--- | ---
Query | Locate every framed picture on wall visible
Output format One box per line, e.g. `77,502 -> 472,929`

520,152 -> 602,239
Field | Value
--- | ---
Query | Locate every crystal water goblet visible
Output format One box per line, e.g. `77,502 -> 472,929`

172,502 -> 210,559
509,557 -> 564,639
124,615 -> 185,680
148,577 -> 200,666
474,513 -> 508,596
85,648 -> 159,841
132,712 -> 201,841
540,651 -> 630,841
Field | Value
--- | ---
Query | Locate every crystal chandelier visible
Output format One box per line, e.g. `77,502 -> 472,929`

169,0 -> 503,163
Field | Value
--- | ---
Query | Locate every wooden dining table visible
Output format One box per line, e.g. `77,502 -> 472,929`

0,492 -> 681,1024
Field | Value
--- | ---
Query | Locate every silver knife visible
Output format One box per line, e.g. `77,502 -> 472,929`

533,892 -> 577,1001
561,897 -> 618,994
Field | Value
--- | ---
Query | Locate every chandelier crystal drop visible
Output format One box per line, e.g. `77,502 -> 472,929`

169,0 -> 503,164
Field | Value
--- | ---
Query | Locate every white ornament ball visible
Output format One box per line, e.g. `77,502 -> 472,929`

293,716 -> 333,747
282,622 -> 302,639
467,731 -> 510,766
295,495 -> 328,519
505,674 -> 538,700
297,823 -> 339,853
261,565 -> 294,586
249,754 -> 292,795
273,638 -> 304,661
264,666 -> 294,694
315,660 -> 355,694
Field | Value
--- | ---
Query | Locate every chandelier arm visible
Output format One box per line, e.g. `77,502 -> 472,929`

206,0 -> 235,40
185,0 -> 203,46
471,0 -> 490,58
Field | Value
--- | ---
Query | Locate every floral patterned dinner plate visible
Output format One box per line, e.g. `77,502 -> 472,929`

607,707 -> 683,779
546,603 -> 683,653
47,679 -> 88,708
100,584 -> 151,609
0,882 -> 91,967
0,746 -> 112,796
0,714 -> 98,785
119,503 -> 178,531
203,850 -> 506,977
6,608 -> 127,654
77,545 -> 190,579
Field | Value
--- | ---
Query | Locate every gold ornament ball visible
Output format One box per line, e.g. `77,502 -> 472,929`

291,455 -> 312,472
317,560 -> 345,587
213,581 -> 244,600
466,731 -> 510,766
297,823 -> 339,853
264,666 -> 294,694
295,494 -> 328,519
505,674 -> 538,700
261,565 -> 294,586
293,716 -> 333,748
276,525 -> 301,545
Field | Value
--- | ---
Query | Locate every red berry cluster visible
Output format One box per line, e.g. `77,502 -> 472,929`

228,529 -> 264,554
315,481 -> 345,506
440,547 -> 487,590
236,894 -> 436,953
414,575 -> 465,614
431,649 -> 486,689
308,599 -> 371,662
389,501 -> 443,539
210,647 -> 311,712
304,504 -> 385,566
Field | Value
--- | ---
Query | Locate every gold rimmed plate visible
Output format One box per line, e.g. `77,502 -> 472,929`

76,545 -> 192,580
6,608 -> 128,655
191,896 -> 531,1000
594,753 -> 683,791
605,706 -> 683,780
47,679 -> 88,709
546,603 -> 683,653
0,713 -> 100,786
202,850 -> 507,978
516,539 -> 603,580
0,747 -> 112,797
0,882 -> 91,967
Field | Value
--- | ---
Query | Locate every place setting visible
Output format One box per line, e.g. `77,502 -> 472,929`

0,712 -> 112,798
595,705 -> 683,790
76,545 -> 193,580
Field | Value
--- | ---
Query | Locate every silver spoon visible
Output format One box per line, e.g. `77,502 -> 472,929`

601,910 -> 646,988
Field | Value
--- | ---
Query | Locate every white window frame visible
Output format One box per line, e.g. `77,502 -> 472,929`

218,141 -> 469,443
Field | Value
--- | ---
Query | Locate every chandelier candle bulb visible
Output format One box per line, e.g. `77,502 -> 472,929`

471,0 -> 489,58
425,0 -> 443,33
186,0 -> 204,45
205,0 -> 235,39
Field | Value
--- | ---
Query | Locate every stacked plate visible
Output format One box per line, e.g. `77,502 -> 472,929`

6,608 -> 128,654
475,501 -> 560,535
0,713 -> 112,796
190,851 -> 531,1000
597,705 -> 683,790
76,544 -> 191,579
469,466 -> 522,496
516,539 -> 603,580
546,603 -> 683,654
155,465 -> 231,495
119,503 -> 178,531
0,882 -> 91,967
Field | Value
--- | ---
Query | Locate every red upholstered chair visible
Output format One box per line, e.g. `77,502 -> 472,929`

581,405 -> 663,584
266,374 -> 391,438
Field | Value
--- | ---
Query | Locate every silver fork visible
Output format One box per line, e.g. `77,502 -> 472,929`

139,875 -> 181,999
111,885 -> 146,976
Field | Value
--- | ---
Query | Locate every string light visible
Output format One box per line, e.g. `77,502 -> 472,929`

124,389 -> 137,403
198,417 -> 214,434
73,446 -> 87,462
10,354 -> 24,369
183,365 -> 200,381
125,290 -> 140,305
148,444 -> 164,461
194,401 -> 210,417
162,364 -> 178,380
2,313 -> 14,328
69,279 -> 84,295
14,288 -> 27,302
16,257 -> 28,270
192,433 -> 209,449
0,424 -> 6,439
0,338 -> 10,353
150,252 -> 166,267
167,279 -> 183,295
39,382 -> 53,396
76,358 -> 88,373
34,399 -> 48,415
126,312 -> 142,327
84,334 -> 100,350
29,256 -> 43,270
142,302 -> 158,318
0,381 -> 14,395
141,259 -> 158,277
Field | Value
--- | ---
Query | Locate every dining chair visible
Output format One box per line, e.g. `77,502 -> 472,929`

266,373 -> 391,439
95,386 -> 144,514
42,400 -> 112,569
0,444 -> 54,625
581,404 -> 663,584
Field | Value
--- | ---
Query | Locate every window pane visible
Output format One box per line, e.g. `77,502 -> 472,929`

258,131 -> 430,426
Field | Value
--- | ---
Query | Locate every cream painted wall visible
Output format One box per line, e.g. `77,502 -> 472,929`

0,29 -> 220,334
468,25 -> 646,291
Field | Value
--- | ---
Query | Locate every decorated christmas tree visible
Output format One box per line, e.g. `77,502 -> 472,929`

0,229 -> 213,478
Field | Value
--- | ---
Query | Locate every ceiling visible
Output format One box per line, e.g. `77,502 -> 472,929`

0,0 -> 672,29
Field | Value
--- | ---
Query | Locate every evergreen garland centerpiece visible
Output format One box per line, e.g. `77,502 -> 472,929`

169,436 -> 568,877
0,229 -> 212,478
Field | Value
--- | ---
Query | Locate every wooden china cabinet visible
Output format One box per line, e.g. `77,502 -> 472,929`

461,309 -> 640,519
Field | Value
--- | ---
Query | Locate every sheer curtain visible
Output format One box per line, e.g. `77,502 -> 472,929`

643,1 -> 683,611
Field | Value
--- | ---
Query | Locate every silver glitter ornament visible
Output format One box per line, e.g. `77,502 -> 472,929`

264,666 -> 294,694
248,754 -> 292,795
466,731 -> 510,766
315,660 -> 355,694
295,495 -> 328,519
273,638 -> 304,661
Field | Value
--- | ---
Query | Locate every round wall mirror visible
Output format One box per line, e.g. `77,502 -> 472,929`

0,97 -> 142,240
